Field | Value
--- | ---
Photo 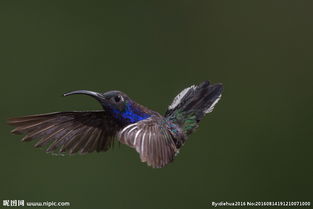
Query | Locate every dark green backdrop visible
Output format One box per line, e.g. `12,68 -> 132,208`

1,1 -> 312,209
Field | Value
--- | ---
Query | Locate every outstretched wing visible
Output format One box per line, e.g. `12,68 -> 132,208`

118,116 -> 178,168
8,111 -> 123,154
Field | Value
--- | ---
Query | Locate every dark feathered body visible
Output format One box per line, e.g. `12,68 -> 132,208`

8,81 -> 223,168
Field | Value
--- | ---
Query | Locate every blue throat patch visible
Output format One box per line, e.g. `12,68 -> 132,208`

111,103 -> 150,123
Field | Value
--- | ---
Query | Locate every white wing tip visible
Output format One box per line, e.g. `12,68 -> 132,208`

204,94 -> 222,114
168,85 -> 196,110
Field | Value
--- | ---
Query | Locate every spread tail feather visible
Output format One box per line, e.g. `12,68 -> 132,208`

165,81 -> 223,135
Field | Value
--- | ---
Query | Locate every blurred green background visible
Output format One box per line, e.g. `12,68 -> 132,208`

1,1 -> 312,208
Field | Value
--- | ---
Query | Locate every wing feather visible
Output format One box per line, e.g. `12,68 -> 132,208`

8,111 -> 122,154
118,116 -> 178,168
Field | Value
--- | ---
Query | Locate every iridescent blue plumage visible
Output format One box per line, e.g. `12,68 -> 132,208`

111,102 -> 150,123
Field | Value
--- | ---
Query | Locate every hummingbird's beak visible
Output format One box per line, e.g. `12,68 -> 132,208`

63,90 -> 105,101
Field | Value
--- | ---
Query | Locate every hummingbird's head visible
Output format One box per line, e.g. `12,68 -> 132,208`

63,90 -> 130,112
63,90 -> 150,123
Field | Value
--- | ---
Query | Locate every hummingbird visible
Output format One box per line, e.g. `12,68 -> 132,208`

8,81 -> 223,168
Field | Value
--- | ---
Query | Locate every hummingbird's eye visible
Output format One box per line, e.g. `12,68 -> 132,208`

113,95 -> 123,103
